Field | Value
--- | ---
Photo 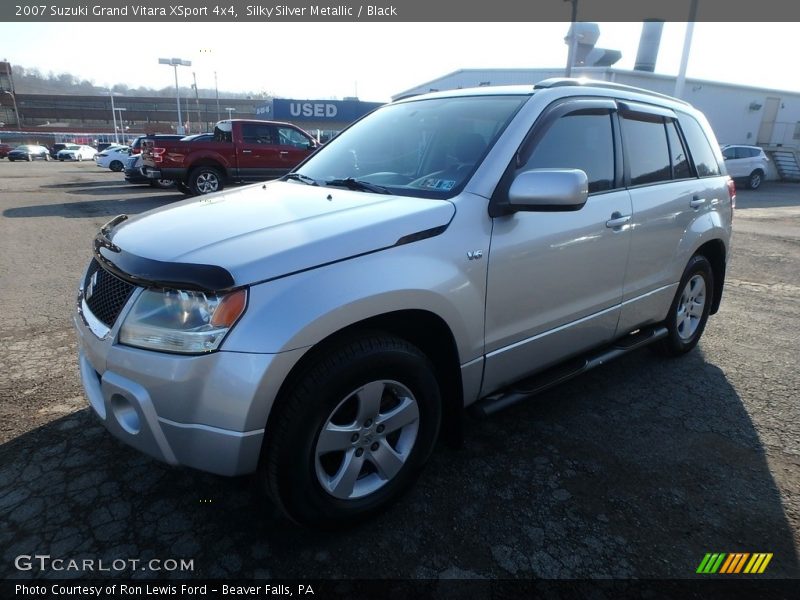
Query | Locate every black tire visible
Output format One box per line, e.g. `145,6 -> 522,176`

8,158 -> 14,162
109,160 -> 124,172
149,178 -> 175,189
76,154 -> 82,162
44,154 -> 50,161
188,166 -> 224,195
262,334 -> 442,528
654,254 -> 714,357
175,181 -> 194,195
26,154 -> 32,162
748,169 -> 764,190
58,157 -> 64,161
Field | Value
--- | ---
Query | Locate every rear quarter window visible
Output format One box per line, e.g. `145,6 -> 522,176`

678,114 -> 721,177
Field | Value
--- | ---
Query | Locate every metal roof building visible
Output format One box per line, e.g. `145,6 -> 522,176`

392,67 -> 800,181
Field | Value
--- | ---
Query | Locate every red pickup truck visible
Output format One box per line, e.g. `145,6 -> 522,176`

142,119 -> 318,195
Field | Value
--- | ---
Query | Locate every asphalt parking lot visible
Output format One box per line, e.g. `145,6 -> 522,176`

1,160 -> 798,580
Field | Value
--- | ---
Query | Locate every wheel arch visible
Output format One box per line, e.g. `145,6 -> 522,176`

263,309 -> 464,452
693,238 -> 726,315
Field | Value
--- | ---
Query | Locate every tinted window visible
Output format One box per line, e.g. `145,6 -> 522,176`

523,112 -> 615,193
666,121 -> 691,179
722,147 -> 735,160
679,115 -> 721,177
241,123 -> 275,144
621,114 -> 671,186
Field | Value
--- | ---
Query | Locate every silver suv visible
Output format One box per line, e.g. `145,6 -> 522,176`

74,79 -> 734,527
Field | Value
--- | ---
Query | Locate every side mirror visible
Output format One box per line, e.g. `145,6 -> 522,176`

505,169 -> 589,213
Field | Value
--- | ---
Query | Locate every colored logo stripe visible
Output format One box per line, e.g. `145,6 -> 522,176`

697,553 -> 773,574
697,553 -> 726,574
744,553 -> 773,574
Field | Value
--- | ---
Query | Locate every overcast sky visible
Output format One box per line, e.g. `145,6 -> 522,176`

1,22 -> 798,101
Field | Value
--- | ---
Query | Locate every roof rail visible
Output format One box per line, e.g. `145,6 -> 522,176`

534,78 -> 690,106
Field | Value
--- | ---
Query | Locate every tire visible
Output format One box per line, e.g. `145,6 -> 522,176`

654,254 -> 714,357
188,166 -> 224,195
26,154 -> 32,162
175,181 -> 193,195
58,157 -> 64,161
262,334 -> 442,527
748,169 -> 763,190
149,178 -> 175,189
109,160 -> 124,172
44,154 -> 50,161
76,154 -> 83,162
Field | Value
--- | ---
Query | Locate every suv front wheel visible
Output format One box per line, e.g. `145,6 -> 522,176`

262,334 -> 442,528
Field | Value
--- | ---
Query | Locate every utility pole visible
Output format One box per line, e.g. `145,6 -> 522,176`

193,72 -> 202,131
674,0 -> 699,99
564,0 -> 579,78
214,71 -> 221,122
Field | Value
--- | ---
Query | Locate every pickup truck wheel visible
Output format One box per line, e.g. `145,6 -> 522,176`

109,160 -> 124,172
189,167 -> 224,195
175,182 -> 194,195
262,334 -> 441,528
654,254 -> 713,357
149,178 -> 174,189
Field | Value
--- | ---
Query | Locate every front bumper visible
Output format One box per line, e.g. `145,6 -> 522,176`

74,298 -> 278,476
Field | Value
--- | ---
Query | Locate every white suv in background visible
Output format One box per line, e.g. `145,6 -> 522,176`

721,144 -> 769,189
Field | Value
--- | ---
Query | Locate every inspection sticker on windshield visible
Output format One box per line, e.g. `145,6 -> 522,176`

419,178 -> 456,190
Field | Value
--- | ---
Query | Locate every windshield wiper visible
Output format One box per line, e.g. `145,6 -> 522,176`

325,178 -> 391,195
285,172 -> 320,186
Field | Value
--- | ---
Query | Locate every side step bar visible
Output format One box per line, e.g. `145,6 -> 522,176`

471,325 -> 668,417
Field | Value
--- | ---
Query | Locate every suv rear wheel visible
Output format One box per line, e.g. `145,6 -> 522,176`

655,254 -> 714,356
262,334 -> 441,528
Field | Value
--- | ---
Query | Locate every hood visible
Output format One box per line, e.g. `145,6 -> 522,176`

102,181 -> 455,289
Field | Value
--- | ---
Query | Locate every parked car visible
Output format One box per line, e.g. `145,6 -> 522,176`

7,144 -> 51,161
74,79 -> 734,527
0,143 -> 12,158
51,143 -> 74,158
124,153 -> 174,188
95,146 -> 131,171
141,119 -> 317,195
57,144 -> 97,161
720,144 -> 769,189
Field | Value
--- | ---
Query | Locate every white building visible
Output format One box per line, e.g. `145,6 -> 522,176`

393,67 -> 800,181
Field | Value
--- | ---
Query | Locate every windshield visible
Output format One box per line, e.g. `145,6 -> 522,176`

293,95 -> 527,198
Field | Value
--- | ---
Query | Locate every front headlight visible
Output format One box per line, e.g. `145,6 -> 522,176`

119,288 -> 247,354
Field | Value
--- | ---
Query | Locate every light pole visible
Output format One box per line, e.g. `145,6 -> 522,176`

225,107 -> 235,120
115,107 -> 127,143
159,57 -> 192,134
108,90 -> 119,143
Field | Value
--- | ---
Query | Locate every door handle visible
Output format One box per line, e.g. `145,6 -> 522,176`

690,196 -> 706,209
241,149 -> 252,154
280,151 -> 289,156
605,213 -> 631,229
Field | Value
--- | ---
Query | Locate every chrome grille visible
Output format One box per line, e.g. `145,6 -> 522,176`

83,259 -> 136,328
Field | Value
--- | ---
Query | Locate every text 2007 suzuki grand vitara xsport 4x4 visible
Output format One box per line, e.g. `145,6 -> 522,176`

74,79 -> 734,526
